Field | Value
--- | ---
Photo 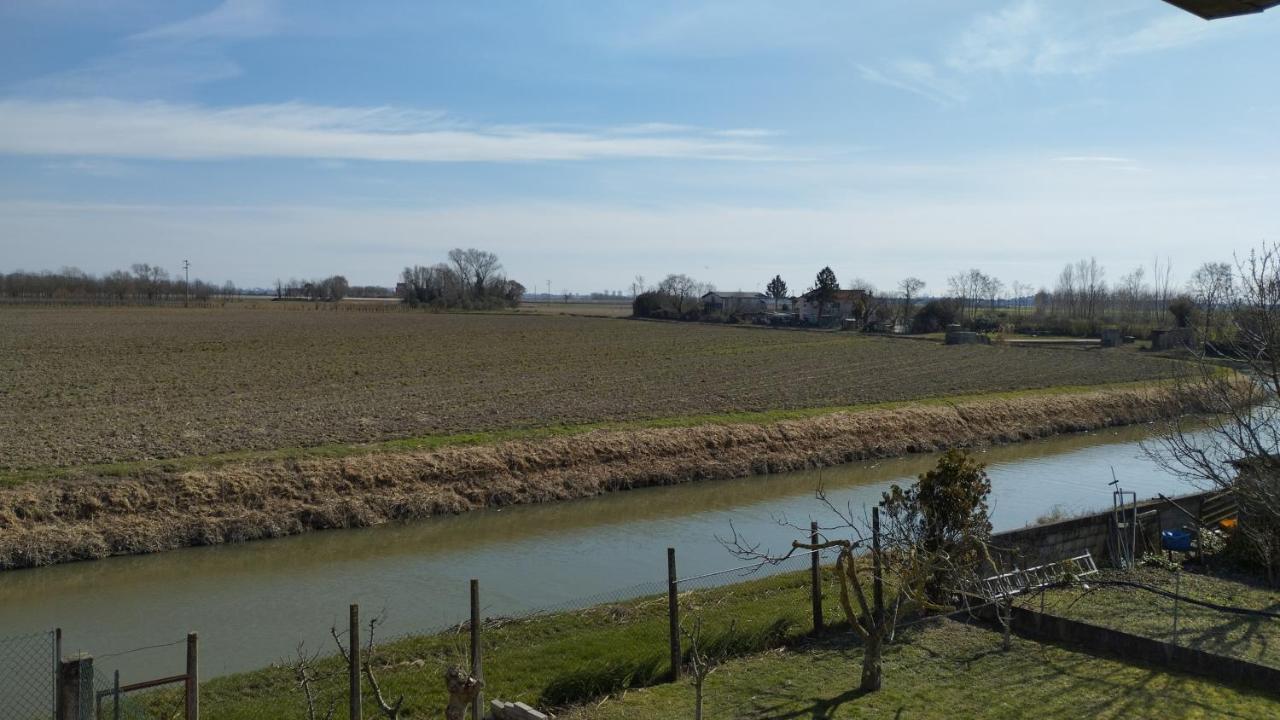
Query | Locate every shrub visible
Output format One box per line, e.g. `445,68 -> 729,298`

631,291 -> 666,318
912,299 -> 960,333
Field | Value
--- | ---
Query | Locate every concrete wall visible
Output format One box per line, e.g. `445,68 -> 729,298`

1007,607 -> 1280,697
990,490 -> 1217,568
944,330 -> 990,345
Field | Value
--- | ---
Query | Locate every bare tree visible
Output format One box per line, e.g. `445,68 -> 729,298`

1153,255 -> 1174,325
285,644 -> 340,720
1078,258 -> 1106,323
1146,243 -> 1280,585
1189,261 -> 1235,343
898,277 -> 925,324
658,273 -> 712,316
983,276 -> 1004,314
726,497 -> 954,691
682,608 -> 735,720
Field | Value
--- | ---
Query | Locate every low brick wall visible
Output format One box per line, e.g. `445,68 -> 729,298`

1008,607 -> 1280,697
989,490 -> 1218,568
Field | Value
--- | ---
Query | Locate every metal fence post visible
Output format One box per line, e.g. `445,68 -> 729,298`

350,605 -> 362,720
185,632 -> 199,720
667,547 -> 681,681
470,579 -> 483,719
810,521 -> 823,634
113,670 -> 121,720
53,627 -> 62,717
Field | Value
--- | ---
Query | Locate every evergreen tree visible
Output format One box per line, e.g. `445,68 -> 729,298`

766,274 -> 788,309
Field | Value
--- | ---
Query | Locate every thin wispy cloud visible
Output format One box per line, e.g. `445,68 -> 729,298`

18,0 -> 280,98
1052,155 -> 1133,164
131,0 -> 280,42
857,61 -> 966,105
946,0 -> 1215,75
861,0 -> 1228,103
0,99 -> 782,163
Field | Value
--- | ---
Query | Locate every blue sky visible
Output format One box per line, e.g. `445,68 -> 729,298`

2,0 -> 1278,294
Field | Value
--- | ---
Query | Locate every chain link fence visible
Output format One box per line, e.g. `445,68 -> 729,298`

0,630 -> 56,720
5,547 -> 835,719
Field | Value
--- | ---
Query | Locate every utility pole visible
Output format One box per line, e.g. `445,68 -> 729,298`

546,280 -> 551,303
182,259 -> 190,307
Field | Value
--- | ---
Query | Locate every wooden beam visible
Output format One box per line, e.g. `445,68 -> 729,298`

1163,0 -> 1280,20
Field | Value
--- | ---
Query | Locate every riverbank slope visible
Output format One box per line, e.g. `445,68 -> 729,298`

0,383 -> 1186,570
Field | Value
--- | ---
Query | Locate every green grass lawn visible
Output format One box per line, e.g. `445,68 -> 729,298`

173,569 -> 837,719
565,620 -> 1276,720
1028,565 -> 1280,669
127,565 -> 1278,719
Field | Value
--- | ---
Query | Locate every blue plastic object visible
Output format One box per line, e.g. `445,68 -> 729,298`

1162,529 -> 1193,552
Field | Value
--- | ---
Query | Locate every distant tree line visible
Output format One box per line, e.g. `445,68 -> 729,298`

0,264 -> 234,303
904,256 -> 1232,338
399,248 -> 525,309
274,275 -> 351,302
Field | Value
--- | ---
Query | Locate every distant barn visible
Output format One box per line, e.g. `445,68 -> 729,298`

701,291 -> 769,317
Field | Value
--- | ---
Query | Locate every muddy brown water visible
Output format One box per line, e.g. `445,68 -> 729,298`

0,424 -> 1193,683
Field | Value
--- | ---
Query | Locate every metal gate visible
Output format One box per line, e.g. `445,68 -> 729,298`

0,630 -> 57,720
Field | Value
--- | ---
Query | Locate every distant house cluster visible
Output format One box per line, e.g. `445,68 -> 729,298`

701,288 -> 872,327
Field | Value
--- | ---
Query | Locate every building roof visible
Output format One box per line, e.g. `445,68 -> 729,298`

703,291 -> 767,299
801,288 -> 869,302
1163,0 -> 1280,19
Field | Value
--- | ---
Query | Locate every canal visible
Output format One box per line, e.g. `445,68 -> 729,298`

0,423 -> 1192,682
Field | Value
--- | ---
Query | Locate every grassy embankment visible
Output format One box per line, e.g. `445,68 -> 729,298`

0,383 -> 1192,570
144,568 -> 1274,719
0,379 -> 1172,486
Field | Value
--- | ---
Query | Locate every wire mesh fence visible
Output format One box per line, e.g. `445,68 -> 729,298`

91,638 -> 191,720
0,630 -> 55,720
89,668 -> 173,720
8,546 -> 838,719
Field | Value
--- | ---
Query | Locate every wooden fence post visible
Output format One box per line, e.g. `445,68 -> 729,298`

57,655 -> 93,720
185,632 -> 199,720
872,507 -> 884,626
470,579 -> 483,719
349,605 -> 362,720
810,521 -> 823,634
667,547 -> 681,681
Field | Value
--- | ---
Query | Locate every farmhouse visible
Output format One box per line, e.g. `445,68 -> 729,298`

799,288 -> 869,325
701,291 -> 768,317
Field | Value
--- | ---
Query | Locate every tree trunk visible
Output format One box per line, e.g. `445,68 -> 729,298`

860,633 -> 883,692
